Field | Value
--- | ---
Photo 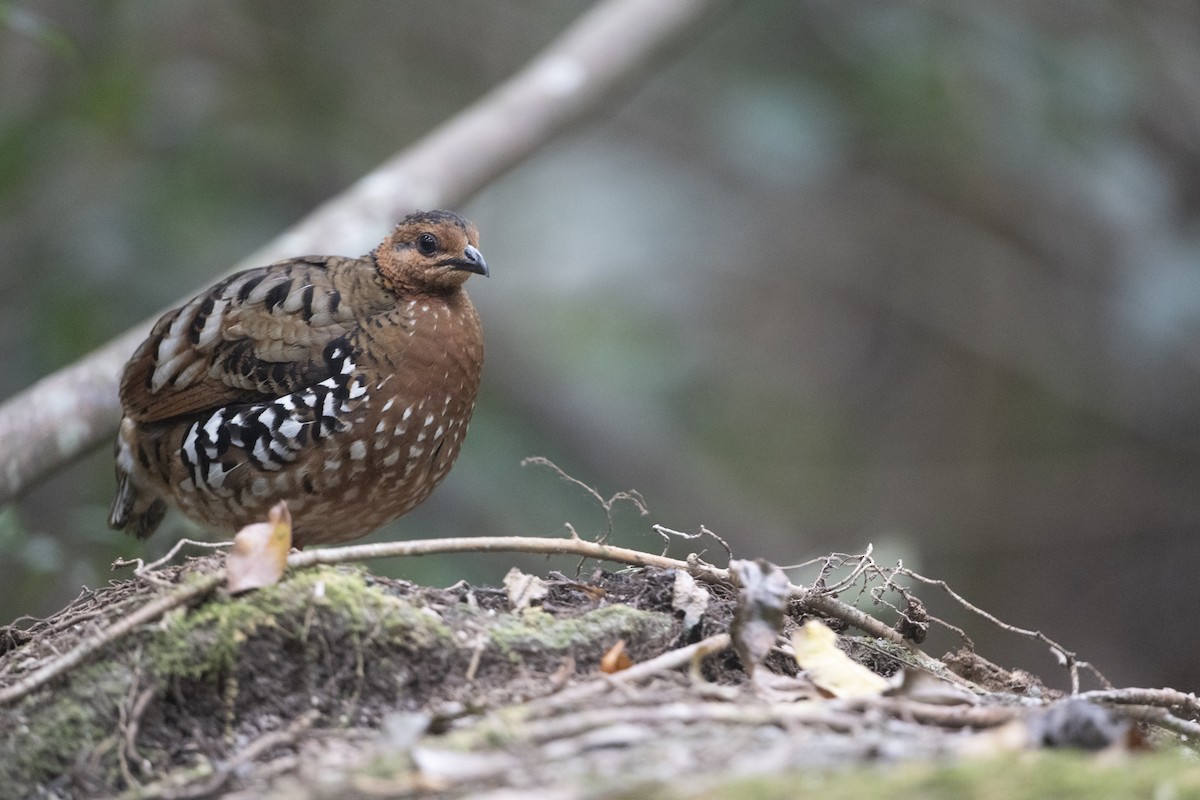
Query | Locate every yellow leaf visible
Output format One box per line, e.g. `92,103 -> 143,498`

792,620 -> 888,698
226,501 -> 292,594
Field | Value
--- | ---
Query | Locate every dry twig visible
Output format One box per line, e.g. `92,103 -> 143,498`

896,567 -> 1112,693
522,456 -> 649,545
1075,688 -> 1200,718
0,572 -> 221,706
531,633 -> 732,711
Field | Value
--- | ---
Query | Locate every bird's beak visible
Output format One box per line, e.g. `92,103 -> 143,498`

442,244 -> 489,277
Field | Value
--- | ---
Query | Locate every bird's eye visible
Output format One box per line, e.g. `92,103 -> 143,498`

417,232 -> 438,256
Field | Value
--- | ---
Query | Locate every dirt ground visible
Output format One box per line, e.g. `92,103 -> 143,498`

1,547 -> 1196,800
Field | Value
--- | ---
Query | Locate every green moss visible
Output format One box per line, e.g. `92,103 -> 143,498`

676,751 -> 1200,800
487,603 -> 674,663
0,660 -> 130,789
146,565 -> 452,681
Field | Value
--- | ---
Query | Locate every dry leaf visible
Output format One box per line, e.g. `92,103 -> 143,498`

792,619 -> 888,698
503,567 -> 548,611
1027,698 -> 1136,751
600,639 -> 633,674
672,570 -> 708,633
226,501 -> 292,594
729,559 -> 790,675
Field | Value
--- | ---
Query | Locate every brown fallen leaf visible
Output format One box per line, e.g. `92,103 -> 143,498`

226,501 -> 292,594
792,619 -> 888,698
729,559 -> 790,676
600,639 -> 633,674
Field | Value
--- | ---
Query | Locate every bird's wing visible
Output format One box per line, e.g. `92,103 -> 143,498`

120,256 -> 389,423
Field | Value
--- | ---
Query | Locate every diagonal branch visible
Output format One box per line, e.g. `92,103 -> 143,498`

0,0 -> 729,504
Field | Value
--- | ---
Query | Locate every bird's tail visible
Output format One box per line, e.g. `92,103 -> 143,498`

109,418 -> 167,539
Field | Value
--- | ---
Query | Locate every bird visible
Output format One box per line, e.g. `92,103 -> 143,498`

109,209 -> 488,548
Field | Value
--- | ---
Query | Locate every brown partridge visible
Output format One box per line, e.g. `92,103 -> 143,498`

109,210 -> 487,548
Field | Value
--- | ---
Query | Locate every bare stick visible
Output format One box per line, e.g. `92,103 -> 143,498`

1075,687 -> 1200,718
897,567 -> 1111,692
1117,707 -> 1200,740
0,573 -> 221,706
532,633 -> 732,711
112,538 -> 232,579
0,0 -> 730,503
1073,688 -> 1200,739
499,696 -> 1016,753
522,456 -> 649,545
287,534 -> 727,582
652,524 -> 733,562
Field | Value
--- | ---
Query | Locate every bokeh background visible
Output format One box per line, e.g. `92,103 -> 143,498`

3,0 -> 1200,689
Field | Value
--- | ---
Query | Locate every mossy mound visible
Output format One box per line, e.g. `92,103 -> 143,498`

0,559 -> 681,798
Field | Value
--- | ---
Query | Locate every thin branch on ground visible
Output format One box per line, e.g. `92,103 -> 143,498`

0,572 -> 222,706
1114,706 -> 1200,740
484,695 -> 1018,756
896,567 -> 1112,693
113,538 -> 232,583
1074,687 -> 1200,718
531,633 -> 732,711
522,456 -> 649,545
816,545 -> 876,596
651,524 -> 733,563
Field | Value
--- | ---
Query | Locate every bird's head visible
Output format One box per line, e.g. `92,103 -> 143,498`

374,210 -> 488,293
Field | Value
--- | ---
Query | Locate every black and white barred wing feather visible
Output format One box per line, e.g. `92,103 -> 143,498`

111,256 -> 391,536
